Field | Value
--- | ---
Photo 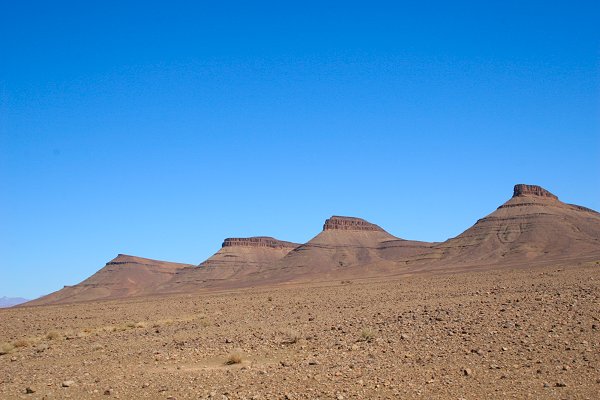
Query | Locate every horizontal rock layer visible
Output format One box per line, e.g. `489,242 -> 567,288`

222,237 -> 298,249
323,216 -> 383,232
513,184 -> 558,200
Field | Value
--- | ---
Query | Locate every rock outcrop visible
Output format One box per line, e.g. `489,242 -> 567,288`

513,184 -> 558,200
222,237 -> 298,249
323,216 -> 384,232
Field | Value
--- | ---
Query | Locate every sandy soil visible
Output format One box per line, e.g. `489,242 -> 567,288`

1,261 -> 599,399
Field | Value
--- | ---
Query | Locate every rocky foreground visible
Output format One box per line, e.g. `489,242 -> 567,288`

1,261 -> 599,399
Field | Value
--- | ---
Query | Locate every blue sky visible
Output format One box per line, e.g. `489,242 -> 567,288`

1,1 -> 599,299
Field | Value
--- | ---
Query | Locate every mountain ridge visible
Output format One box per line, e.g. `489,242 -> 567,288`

23,184 -> 600,306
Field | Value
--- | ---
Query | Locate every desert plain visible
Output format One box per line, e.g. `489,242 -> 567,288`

2,261 -> 599,399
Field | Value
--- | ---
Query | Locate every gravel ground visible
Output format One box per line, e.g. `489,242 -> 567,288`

1,262 -> 599,399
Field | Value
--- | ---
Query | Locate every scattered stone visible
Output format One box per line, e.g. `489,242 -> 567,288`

25,387 -> 35,394
556,382 -> 567,387
62,380 -> 75,388
104,388 -> 114,395
463,368 -> 473,377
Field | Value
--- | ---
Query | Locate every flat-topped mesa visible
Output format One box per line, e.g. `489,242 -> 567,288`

513,184 -> 558,200
222,237 -> 297,249
323,216 -> 384,232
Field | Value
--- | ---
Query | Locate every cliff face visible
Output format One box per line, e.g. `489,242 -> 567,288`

323,216 -> 384,232
222,237 -> 298,249
513,184 -> 558,200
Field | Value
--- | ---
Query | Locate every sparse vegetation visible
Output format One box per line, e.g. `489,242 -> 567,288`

360,328 -> 375,343
12,338 -> 30,348
199,319 -> 211,328
281,329 -> 300,344
91,343 -> 104,351
46,330 -> 61,340
0,342 -> 15,355
225,351 -> 243,365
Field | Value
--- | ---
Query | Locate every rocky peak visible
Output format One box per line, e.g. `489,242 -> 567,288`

323,216 -> 383,232
222,237 -> 297,249
513,184 -> 558,200
107,254 -> 139,265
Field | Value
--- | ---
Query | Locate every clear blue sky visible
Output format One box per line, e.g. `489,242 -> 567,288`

1,1 -> 599,299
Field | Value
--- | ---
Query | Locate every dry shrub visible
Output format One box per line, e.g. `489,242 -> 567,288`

360,328 -> 375,343
13,339 -> 30,348
225,351 -> 243,365
91,343 -> 104,351
0,342 -> 15,355
282,330 -> 300,345
199,319 -> 211,328
46,331 -> 61,340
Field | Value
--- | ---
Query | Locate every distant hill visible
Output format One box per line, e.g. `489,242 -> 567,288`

25,183 -> 600,306
26,255 -> 193,306
0,296 -> 29,308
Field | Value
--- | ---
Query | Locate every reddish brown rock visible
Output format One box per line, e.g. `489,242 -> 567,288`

164,237 -> 301,290
513,184 -> 558,200
27,255 -> 193,306
323,216 -> 384,232
222,237 -> 298,249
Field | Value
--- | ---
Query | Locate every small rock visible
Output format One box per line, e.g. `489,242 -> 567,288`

142,382 -> 150,388
25,387 -> 35,394
225,338 -> 233,344
308,360 -> 319,365
463,368 -> 473,377
104,388 -> 113,395
556,382 -> 567,387
10,356 -> 17,362
62,380 -> 75,388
